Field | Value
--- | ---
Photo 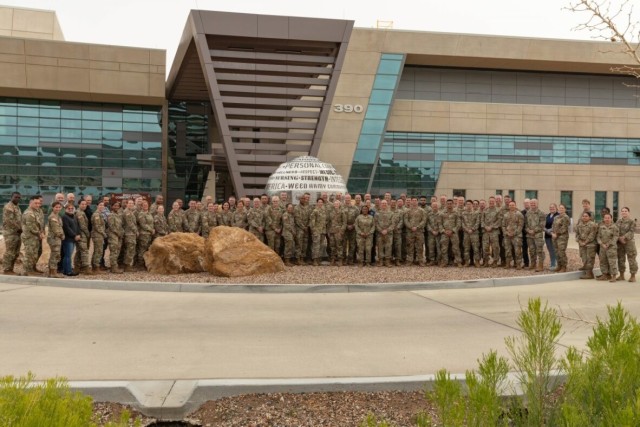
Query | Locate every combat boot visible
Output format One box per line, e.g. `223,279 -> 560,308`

329,258 -> 335,266
596,273 -> 610,281
405,260 -> 414,267
296,258 -> 304,266
418,261 -> 426,267
395,259 -> 401,267
359,261 -> 364,268
2,269 -> 16,275
21,269 -> 41,277
617,273 -> 626,281
529,263 -> 536,271
535,261 -> 543,272
49,268 -> 63,278
110,265 -> 124,274
284,259 -> 293,267
609,275 -> 618,283
376,259 -> 382,267
516,264 -> 523,270
337,259 -> 343,267
92,266 -> 103,274
629,274 -> 636,283
580,271 -> 594,280
474,261 -> 481,268
557,266 -> 567,273
312,259 -> 320,266
81,266 -> 95,275
124,265 -> 135,273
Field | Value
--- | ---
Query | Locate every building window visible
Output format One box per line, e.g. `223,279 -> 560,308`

595,191 -> 607,222
560,191 -> 573,218
495,190 -> 503,195
453,189 -> 466,198
613,191 -> 619,221
508,190 -> 515,201
525,190 -> 538,200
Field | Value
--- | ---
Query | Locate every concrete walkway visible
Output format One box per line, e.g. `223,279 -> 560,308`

1,277 -> 638,418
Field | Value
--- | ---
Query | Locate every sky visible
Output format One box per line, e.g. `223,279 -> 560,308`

3,0 -> 600,72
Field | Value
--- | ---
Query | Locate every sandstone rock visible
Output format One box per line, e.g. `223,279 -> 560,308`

204,226 -> 285,277
143,233 -> 206,274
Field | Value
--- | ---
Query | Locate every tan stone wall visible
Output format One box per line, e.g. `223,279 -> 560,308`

0,6 -> 64,41
436,162 -> 640,223
0,36 -> 165,105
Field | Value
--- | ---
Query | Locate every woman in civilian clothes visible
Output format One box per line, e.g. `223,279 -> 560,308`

545,203 -> 559,270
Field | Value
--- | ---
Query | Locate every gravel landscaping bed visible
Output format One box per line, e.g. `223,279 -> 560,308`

94,391 -> 435,427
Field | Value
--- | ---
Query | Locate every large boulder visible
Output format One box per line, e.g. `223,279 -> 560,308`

204,226 -> 285,277
144,233 -> 206,274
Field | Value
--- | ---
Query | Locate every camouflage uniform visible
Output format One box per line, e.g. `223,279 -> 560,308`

552,213 -> 571,271
73,209 -> 91,269
122,207 -> 139,267
183,209 -> 202,235
426,209 -> 442,265
281,210 -> 296,261
481,207 -> 502,266
218,211 -> 233,227
616,217 -> 638,276
525,208 -> 547,269
375,209 -> 394,265
2,201 -> 22,273
404,207 -> 427,265
149,202 -> 161,216
391,207 -> 405,264
327,207 -> 346,264
461,209 -> 480,266
440,209 -> 462,266
201,211 -> 218,239
309,206 -> 327,263
167,210 -> 184,233
21,207 -> 42,273
136,210 -> 154,267
153,213 -> 169,238
597,222 -> 619,277
47,212 -> 64,271
247,207 -> 266,240
294,203 -> 312,262
575,220 -> 598,273
91,211 -> 107,268
355,213 -> 375,265
265,206 -> 284,254
502,209 -> 524,268
107,212 -> 124,269
232,209 -> 248,229
342,204 -> 360,264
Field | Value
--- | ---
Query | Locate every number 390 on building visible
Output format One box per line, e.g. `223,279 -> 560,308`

333,104 -> 364,113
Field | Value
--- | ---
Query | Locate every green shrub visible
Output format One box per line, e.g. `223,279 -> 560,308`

359,412 -> 395,427
0,372 -> 135,427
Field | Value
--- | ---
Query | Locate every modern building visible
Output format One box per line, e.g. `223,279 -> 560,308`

2,6 -> 640,222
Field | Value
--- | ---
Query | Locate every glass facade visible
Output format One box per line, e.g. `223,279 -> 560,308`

363,132 -> 640,196
0,97 -> 162,213
613,191 -> 619,221
347,53 -> 405,194
398,66 -> 640,108
560,191 -> 573,217
595,190 -> 607,222
167,102 -> 211,203
525,190 -> 538,200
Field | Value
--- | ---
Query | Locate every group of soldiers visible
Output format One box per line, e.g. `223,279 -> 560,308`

2,191 -> 636,283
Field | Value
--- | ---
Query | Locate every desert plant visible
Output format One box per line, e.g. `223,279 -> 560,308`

465,350 -> 510,427
427,369 -> 465,427
359,412 -> 395,427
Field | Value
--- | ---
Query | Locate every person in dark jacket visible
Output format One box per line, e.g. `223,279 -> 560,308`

545,203 -> 560,270
61,204 -> 81,276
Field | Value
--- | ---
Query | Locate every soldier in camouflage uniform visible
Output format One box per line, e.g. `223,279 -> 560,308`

2,192 -> 22,274
149,194 -> 164,216
167,202 -> 184,233
481,197 -> 502,268
183,200 -> 202,235
309,198 -> 328,266
375,200 -> 394,267
597,212 -> 619,282
551,204 -> 571,273
294,193 -> 312,265
355,205 -> 375,267
426,202 -> 442,266
575,211 -> 598,280
327,199 -> 347,266
107,202 -> 124,274
122,199 -> 139,272
73,200 -> 94,275
91,201 -> 108,273
20,196 -> 44,276
404,198 -> 427,266
201,202 -> 218,239
153,205 -> 169,239
265,196 -> 284,255
502,201 -> 524,269
136,200 -> 154,270
219,202 -> 233,227
391,199 -> 404,266
525,199 -> 547,272
440,199 -> 462,267
46,201 -> 64,278
232,200 -> 248,229
247,198 -> 266,240
461,200 -> 481,267
342,194 -> 360,265
616,207 -> 637,282
281,203 -> 296,266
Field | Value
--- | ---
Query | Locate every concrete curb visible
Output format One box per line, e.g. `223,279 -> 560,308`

70,372 -> 566,420
0,270 -> 585,293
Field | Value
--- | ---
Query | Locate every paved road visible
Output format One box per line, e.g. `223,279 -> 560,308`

1,279 -> 638,381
